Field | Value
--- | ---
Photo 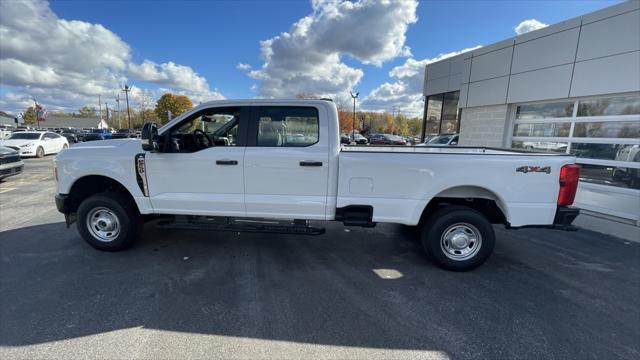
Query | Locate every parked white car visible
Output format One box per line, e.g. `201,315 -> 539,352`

0,131 -> 69,157
54,99 -> 580,271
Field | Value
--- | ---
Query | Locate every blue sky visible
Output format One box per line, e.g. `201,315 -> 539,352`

0,0 -> 621,115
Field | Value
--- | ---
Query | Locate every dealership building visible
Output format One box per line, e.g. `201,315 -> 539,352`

422,1 -> 640,225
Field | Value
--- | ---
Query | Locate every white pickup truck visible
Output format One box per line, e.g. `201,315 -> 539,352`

54,99 -> 580,271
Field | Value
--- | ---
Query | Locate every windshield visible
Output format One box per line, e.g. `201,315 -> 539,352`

428,135 -> 452,144
9,132 -> 41,140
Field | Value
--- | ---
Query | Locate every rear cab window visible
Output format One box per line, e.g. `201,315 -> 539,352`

255,106 -> 319,147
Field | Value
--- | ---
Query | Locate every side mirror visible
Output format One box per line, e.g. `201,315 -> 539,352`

141,122 -> 158,152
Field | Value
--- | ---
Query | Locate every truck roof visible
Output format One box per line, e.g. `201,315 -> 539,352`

193,98 -> 334,108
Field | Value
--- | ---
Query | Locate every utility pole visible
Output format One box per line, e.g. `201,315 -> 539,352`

350,91 -> 359,142
122,85 -> 132,129
98,94 -> 102,122
115,94 -> 121,129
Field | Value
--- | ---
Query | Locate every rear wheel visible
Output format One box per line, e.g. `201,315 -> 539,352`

77,192 -> 142,251
421,205 -> 495,271
36,146 -> 44,158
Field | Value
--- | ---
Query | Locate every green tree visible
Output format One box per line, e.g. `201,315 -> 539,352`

78,106 -> 97,117
154,93 -> 193,124
23,106 -> 37,125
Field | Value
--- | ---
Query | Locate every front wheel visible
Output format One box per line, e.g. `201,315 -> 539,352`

77,192 -> 142,251
421,205 -> 495,271
36,146 -> 44,158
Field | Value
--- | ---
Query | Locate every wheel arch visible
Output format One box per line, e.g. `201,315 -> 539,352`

65,175 -> 139,215
418,185 -> 509,225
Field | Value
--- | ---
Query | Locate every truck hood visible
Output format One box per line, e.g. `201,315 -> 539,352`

72,138 -> 139,149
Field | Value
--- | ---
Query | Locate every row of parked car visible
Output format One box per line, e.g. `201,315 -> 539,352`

0,127 -> 140,181
1,126 -> 141,143
340,132 -> 459,146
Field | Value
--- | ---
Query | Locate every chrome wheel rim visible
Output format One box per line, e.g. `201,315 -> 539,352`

440,223 -> 482,261
86,207 -> 120,242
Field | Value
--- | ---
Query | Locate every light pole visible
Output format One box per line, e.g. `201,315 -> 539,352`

122,85 -> 132,129
350,91 -> 359,142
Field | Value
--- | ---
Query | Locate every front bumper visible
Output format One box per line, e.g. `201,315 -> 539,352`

56,194 -> 78,227
55,194 -> 69,213
0,161 -> 24,179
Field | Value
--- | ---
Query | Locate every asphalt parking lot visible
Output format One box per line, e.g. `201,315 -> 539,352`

1,156 -> 639,359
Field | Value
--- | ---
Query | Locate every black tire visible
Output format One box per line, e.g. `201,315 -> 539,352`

63,143 -> 68,149
36,146 -> 44,158
77,192 -> 142,251
421,205 -> 495,271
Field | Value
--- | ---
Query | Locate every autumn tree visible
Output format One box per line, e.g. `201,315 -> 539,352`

154,93 -> 193,124
78,106 -> 97,117
23,106 -> 37,125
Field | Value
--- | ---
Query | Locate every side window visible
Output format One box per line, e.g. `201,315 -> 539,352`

256,106 -> 319,147
44,133 -> 54,139
168,107 -> 242,152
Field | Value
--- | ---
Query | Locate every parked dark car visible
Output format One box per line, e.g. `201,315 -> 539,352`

340,134 -> 351,144
61,128 -> 82,143
368,133 -> 407,145
0,146 -> 24,180
350,133 -> 368,144
111,128 -> 137,139
84,128 -> 112,141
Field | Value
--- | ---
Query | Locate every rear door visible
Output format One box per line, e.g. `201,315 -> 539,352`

243,105 -> 329,220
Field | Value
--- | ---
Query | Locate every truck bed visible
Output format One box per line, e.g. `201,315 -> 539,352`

336,145 -> 576,227
341,145 -> 570,156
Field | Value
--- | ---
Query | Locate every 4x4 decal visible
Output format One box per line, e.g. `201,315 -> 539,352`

516,166 -> 551,174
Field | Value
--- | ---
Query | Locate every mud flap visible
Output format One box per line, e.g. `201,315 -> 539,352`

65,213 -> 77,228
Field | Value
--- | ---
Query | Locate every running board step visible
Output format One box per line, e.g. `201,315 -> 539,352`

155,216 -> 325,235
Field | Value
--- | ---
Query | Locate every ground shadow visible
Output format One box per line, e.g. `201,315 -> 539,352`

1,221 -> 638,358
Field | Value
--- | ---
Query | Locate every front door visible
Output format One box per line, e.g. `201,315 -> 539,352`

243,105 -> 329,220
145,106 -> 248,216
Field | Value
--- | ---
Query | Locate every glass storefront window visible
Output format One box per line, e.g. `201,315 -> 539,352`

515,101 -> 574,120
577,94 -> 640,117
424,91 -> 460,136
511,141 -> 569,153
571,143 -> 640,162
513,123 -> 571,137
425,94 -> 443,135
440,91 -> 460,134
573,121 -> 640,138
512,94 -> 640,191
579,164 -> 639,189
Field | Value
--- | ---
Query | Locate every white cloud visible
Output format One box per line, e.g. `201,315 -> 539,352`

236,63 -> 252,71
514,19 -> 548,35
0,0 -> 223,113
363,46 -> 481,116
246,0 -> 418,99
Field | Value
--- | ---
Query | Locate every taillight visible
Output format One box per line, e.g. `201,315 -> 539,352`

558,164 -> 580,206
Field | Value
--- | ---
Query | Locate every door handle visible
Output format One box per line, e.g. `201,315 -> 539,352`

216,160 -> 238,165
299,161 -> 323,167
